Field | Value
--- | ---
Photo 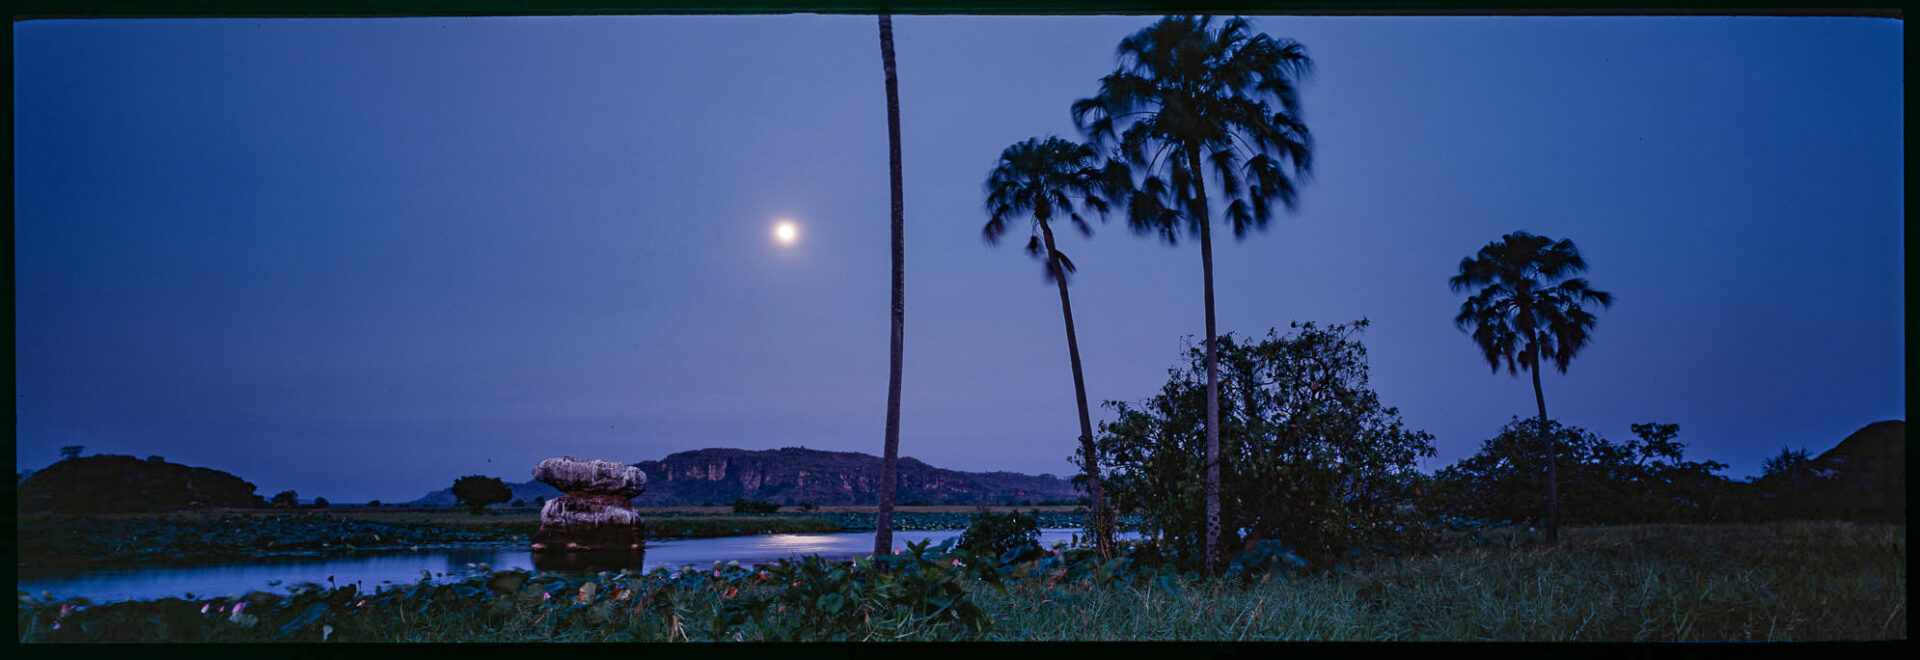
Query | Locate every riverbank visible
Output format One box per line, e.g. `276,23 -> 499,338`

13,507 -> 1090,572
18,521 -> 1904,642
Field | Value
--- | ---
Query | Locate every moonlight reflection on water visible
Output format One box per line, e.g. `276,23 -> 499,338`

18,529 -> 1125,604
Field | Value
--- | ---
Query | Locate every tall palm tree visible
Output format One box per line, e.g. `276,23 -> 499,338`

1449,231 -> 1613,545
872,13 -> 906,558
982,136 -> 1129,558
1072,15 -> 1314,574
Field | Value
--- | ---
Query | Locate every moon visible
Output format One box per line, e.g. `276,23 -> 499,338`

773,220 -> 799,246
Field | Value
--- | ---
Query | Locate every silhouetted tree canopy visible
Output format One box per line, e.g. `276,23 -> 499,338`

1090,320 -> 1433,568
452,475 -> 511,514
1432,419 -> 1733,525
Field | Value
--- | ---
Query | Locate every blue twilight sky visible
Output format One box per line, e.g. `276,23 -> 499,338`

13,15 -> 1904,504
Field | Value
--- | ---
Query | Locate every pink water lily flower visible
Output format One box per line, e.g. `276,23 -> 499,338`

201,603 -> 212,614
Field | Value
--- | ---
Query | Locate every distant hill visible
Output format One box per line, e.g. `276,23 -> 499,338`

407,447 -> 1081,507
1748,420 -> 1905,522
16,454 -> 268,512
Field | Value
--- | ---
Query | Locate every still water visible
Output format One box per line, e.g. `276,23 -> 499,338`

17,528 -> 1111,604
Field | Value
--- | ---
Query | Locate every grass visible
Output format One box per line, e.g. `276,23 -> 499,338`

977,522 -> 1905,641
18,521 -> 1904,642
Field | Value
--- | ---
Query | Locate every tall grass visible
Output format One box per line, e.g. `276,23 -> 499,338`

976,522 -> 1904,641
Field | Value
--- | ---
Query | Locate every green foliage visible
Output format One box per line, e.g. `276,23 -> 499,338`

955,512 -> 1042,563
450,476 -> 511,514
1090,321 -> 1435,567
1432,418 -> 1734,525
731,498 -> 780,514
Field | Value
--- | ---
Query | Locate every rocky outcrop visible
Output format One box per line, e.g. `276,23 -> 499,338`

529,457 -> 646,553
16,454 -> 267,512
629,447 -> 1082,506
1749,420 -> 1905,523
409,447 -> 1081,507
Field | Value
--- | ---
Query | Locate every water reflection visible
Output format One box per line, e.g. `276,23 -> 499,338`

18,528 -> 1130,604
530,549 -> 646,573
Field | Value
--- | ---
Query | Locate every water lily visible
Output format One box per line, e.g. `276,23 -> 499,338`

322,624 -> 334,642
201,602 -> 212,614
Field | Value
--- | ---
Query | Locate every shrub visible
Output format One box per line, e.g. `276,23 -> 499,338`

311,497 -> 330,509
732,498 -> 780,514
956,511 -> 1042,563
270,491 -> 299,509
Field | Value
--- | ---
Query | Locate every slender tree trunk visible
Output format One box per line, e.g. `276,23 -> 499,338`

874,13 -> 905,558
1186,147 -> 1223,575
1531,342 -> 1557,545
1040,223 -> 1111,559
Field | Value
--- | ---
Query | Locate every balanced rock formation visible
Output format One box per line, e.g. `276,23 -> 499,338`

529,456 -> 647,552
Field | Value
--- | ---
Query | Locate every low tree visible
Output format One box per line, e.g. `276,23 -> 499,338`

366,499 -> 383,508
451,475 -> 511,515
1090,320 -> 1435,568
270,490 -> 299,509
59,446 -> 84,462
311,496 -> 330,509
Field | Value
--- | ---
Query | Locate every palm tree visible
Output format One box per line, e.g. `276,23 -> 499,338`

1449,231 -> 1613,545
1072,15 -> 1314,574
873,13 -> 906,558
982,136 -> 1129,558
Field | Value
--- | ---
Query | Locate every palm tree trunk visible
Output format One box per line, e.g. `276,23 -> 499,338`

1185,147 -> 1223,575
1041,224 -> 1111,559
1531,342 -> 1557,545
873,12 -> 905,558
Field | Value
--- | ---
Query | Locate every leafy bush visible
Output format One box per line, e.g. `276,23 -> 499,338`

1089,321 -> 1435,568
270,491 -> 299,509
731,498 -> 780,514
955,512 -> 1042,563
311,497 -> 330,509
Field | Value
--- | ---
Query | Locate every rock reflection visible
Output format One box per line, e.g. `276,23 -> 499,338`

530,548 -> 646,574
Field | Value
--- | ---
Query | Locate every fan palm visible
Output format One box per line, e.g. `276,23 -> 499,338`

1072,15 -> 1314,573
873,13 -> 906,557
983,136 -> 1129,558
1449,231 -> 1613,545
